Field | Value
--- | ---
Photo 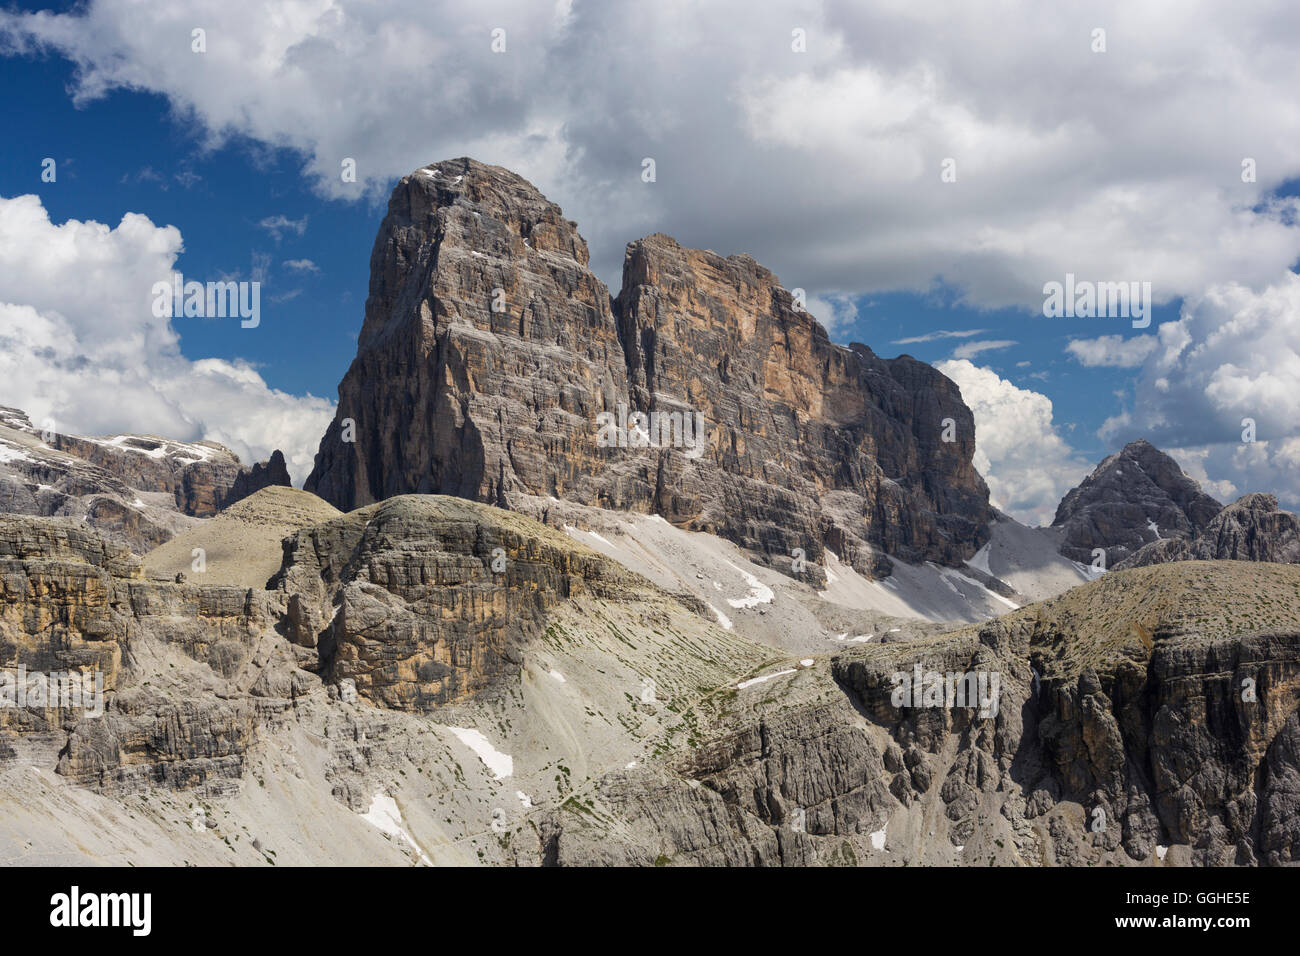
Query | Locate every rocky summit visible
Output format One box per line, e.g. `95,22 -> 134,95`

1119,492 -> 1300,568
1052,439 -> 1223,568
306,158 -> 992,580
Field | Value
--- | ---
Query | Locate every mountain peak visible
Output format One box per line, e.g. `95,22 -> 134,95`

307,159 -> 993,575
1052,439 -> 1223,567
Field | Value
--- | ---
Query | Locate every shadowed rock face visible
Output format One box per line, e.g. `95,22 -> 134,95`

219,450 -> 291,512
305,158 -> 992,577
1052,439 -> 1222,567
543,563 -> 1300,867
614,234 -> 990,571
1120,493 -> 1300,568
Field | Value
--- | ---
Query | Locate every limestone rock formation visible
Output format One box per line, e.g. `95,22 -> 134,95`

542,561 -> 1300,866
272,495 -> 642,710
1119,492 -> 1300,568
614,233 -> 990,571
2,490 -> 1298,865
220,450 -> 292,511
305,158 -> 992,579
0,406 -> 291,553
0,512 -> 294,791
0,493 -> 775,823
142,485 -> 342,589
1052,439 -> 1222,567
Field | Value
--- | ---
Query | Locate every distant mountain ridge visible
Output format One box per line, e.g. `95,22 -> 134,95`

0,405 -> 289,553
1119,492 -> 1300,568
1052,438 -> 1300,571
1052,438 -> 1223,567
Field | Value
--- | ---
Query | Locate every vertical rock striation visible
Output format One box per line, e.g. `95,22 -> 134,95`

305,158 -> 992,576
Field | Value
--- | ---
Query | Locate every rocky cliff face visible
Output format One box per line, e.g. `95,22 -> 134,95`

542,562 -> 1300,867
614,234 -> 990,570
0,492 -> 771,821
305,158 -> 992,578
219,450 -> 292,512
1,493 -> 1296,865
0,406 -> 290,553
273,495 -> 640,711
0,514 -> 281,791
1119,493 -> 1300,568
1052,439 -> 1222,567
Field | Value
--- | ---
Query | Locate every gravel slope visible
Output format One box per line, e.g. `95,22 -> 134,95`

143,486 -> 341,588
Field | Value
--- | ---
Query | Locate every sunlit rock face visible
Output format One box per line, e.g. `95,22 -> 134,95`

306,158 -> 992,579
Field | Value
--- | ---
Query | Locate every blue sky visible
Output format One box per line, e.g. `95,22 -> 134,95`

3,1 -> 1300,523
0,25 -> 1143,462
1,42 -> 376,400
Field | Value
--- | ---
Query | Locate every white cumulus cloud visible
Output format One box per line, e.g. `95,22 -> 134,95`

5,0 -> 1300,307
0,194 -> 334,483
1066,334 -> 1158,367
937,359 -> 1092,526
803,292 -> 859,337
1099,273 -> 1300,507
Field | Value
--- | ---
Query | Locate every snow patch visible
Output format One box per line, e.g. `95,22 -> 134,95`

869,824 -> 887,850
822,548 -> 841,585
935,564 -> 1020,611
562,524 -> 614,549
965,543 -> 993,576
707,603 -> 734,630
446,727 -> 513,779
0,443 -> 34,465
360,791 -> 431,865
737,669 -> 796,690
723,560 -> 774,609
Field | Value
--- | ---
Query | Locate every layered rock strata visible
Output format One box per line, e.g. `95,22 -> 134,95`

1052,439 -> 1222,567
306,158 -> 992,579
0,406 -> 290,553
